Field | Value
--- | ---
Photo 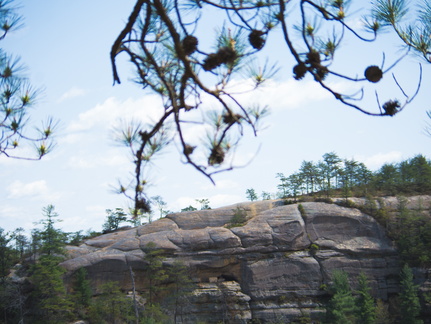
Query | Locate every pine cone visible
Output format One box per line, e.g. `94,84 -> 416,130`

314,65 -> 329,81
183,144 -> 195,156
182,35 -> 198,55
306,50 -> 321,65
135,198 -> 151,213
222,113 -> 242,125
203,53 -> 223,71
293,63 -> 307,80
364,65 -> 383,83
208,146 -> 225,166
248,29 -> 265,50
382,100 -> 400,116
217,46 -> 237,65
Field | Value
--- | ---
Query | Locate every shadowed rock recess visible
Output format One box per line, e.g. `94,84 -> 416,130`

62,198 -> 430,323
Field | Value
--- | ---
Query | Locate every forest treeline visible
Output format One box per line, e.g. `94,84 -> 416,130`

246,153 -> 431,201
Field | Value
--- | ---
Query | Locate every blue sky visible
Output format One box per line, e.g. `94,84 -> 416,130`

0,1 -> 429,234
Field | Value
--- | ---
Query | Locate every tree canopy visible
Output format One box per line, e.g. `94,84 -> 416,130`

111,0 -> 430,214
274,153 -> 431,199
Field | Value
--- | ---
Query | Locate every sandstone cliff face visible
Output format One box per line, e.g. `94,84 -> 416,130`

61,196 -> 431,323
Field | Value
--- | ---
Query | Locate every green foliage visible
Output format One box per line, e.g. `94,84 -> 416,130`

227,207 -> 248,228
314,197 -> 333,204
309,243 -> 320,256
181,205 -> 198,212
166,260 -> 193,323
321,152 -> 342,197
372,0 -> 431,62
30,255 -> 72,323
399,264 -> 423,324
278,295 -> 287,304
298,204 -> 306,218
11,227 -> 28,260
141,303 -> 169,323
261,191 -> 272,200
246,188 -> 258,201
0,278 -> 27,323
0,227 -> 13,279
102,208 -> 128,232
388,197 -> 431,267
34,205 -> 67,256
0,0 -> 56,160
151,195 -> 170,218
28,205 -> 72,323
356,272 -> 376,324
372,155 -> 431,195
375,299 -> 391,324
143,242 -> 169,306
71,267 -> 92,317
196,198 -> 211,210
277,153 -> 431,200
326,270 -> 358,324
88,281 -> 135,323
335,199 -> 358,208
375,299 -> 393,324
276,173 -> 289,198
67,230 -> 87,246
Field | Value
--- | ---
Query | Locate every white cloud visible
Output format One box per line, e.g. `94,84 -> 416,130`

60,205 -> 107,232
225,78 -> 343,111
58,87 -> 87,102
0,205 -> 35,233
174,196 -> 198,210
208,193 -> 243,208
67,96 -> 165,133
67,151 -> 129,169
7,180 -> 61,201
201,178 -> 240,191
355,151 -> 403,170
173,193 -> 242,212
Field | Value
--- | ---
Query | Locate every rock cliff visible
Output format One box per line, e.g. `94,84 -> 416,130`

61,196 -> 431,323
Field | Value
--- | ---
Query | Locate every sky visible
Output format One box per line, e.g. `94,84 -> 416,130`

0,1 -> 429,234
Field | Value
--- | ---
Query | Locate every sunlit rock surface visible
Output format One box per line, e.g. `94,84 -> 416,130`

62,196 -> 431,323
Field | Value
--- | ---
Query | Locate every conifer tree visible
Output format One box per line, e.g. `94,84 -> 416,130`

31,255 -> 72,323
102,208 -> 128,232
375,299 -> 391,324
71,267 -> 92,317
326,270 -> 358,324
30,205 -> 71,323
399,264 -> 423,324
0,228 -> 12,280
245,188 -> 258,201
356,272 -> 376,324
88,281 -> 134,323
35,205 -> 67,256
143,242 -> 168,306
167,260 -> 193,323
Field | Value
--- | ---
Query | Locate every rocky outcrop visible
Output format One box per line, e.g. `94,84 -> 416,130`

61,196 -> 431,323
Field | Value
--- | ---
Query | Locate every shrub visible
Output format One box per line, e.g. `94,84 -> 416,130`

313,197 -> 333,204
226,207 -> 247,228
298,204 -> 306,218
335,199 -> 358,208
309,243 -> 320,256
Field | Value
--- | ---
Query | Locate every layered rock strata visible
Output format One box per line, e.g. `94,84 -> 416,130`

62,197 -> 431,322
